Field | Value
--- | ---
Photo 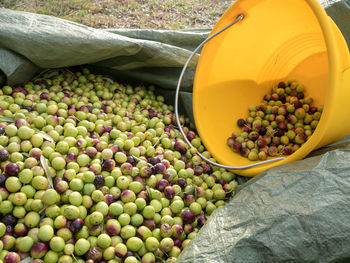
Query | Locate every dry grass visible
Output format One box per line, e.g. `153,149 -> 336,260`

0,0 -> 232,29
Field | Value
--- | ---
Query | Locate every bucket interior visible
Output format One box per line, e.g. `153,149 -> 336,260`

193,0 -> 330,170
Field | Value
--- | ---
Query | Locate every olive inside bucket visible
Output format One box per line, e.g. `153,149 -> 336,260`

176,0 -> 350,176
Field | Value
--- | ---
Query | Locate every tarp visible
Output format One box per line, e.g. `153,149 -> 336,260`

0,0 -> 349,262
0,8 -> 207,90
177,138 -> 350,263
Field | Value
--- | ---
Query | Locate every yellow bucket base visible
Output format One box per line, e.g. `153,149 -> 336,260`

193,0 -> 350,176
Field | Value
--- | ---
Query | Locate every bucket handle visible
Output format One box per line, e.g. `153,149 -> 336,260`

174,14 -> 285,170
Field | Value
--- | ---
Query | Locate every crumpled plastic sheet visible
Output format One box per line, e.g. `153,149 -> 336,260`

177,138 -> 350,263
0,8 -> 207,90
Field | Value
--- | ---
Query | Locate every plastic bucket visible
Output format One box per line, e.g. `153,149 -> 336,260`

191,0 -> 350,176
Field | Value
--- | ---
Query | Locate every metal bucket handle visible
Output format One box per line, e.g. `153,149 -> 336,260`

174,14 -> 285,170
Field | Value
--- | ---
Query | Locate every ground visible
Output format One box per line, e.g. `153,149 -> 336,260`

0,0 -> 232,29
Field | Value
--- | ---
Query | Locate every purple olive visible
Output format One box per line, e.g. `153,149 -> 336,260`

193,166 -> 203,176
242,126 -> 251,133
268,146 -> 278,156
283,146 -> 294,155
174,238 -> 182,248
123,156 -> 134,166
157,179 -> 169,192
149,157 -> 160,165
179,155 -> 188,163
201,163 -> 212,174
232,141 -> 242,153
1,214 -> 17,226
66,153 -> 77,162
181,209 -> 195,224
0,124 -> 5,134
184,194 -> 195,205
4,252 -> 20,263
15,119 -> 29,128
161,160 -> 170,169
106,219 -> 120,236
163,172 -> 173,182
0,149 -> 9,162
154,163 -> 165,174
55,180 -> 68,194
218,179 -> 226,186
197,213 -> 207,227
309,107 -> 317,114
87,247 -> 102,261
186,131 -> 196,141
237,118 -> 246,127
140,166 -> 153,178
176,178 -> 187,189
86,147 -> 98,158
14,223 -> 27,236
174,141 -> 187,154
148,109 -> 158,118
5,225 -> 13,235
30,149 -> 41,160
40,92 -> 50,100
137,191 -> 149,202
30,242 -> 48,259
184,224 -> 194,234
249,131 -> 259,141
275,128 -> 284,137
0,173 -> 6,186
278,122 -> 287,130
102,159 -> 115,171
142,219 -> 156,231
94,174 -> 105,189
293,100 -> 302,108
120,163 -> 133,175
278,82 -> 286,89
5,163 -> 20,176
196,186 -> 204,197
70,218 -> 84,233
172,224 -> 183,238
164,186 -> 175,199
104,194 -> 115,205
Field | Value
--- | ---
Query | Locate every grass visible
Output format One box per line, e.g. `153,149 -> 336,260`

0,0 -> 232,29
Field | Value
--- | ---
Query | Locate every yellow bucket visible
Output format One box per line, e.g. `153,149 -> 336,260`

176,0 -> 350,176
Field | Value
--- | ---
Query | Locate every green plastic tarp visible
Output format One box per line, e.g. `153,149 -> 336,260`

0,0 -> 349,262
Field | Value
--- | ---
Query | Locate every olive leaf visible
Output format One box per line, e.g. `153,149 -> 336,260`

153,134 -> 167,148
38,132 -> 54,142
132,155 -> 153,167
135,254 -> 142,261
103,77 -> 114,84
40,155 -> 54,188
22,153 -> 30,158
0,116 -> 14,123
146,185 -> 152,201
101,222 -> 104,234
39,205 -> 48,215
194,187 -> 198,199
